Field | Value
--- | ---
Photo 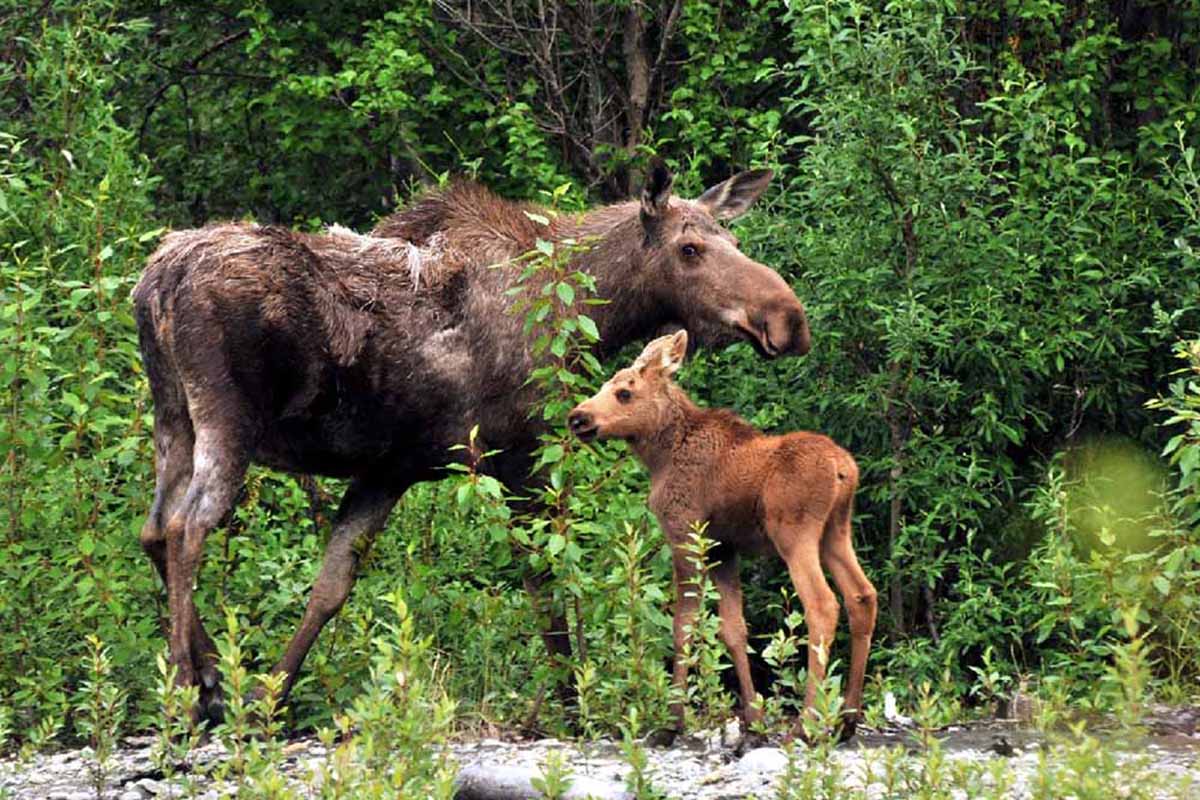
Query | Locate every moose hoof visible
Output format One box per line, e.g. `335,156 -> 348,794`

734,729 -> 770,757
198,668 -> 225,726
642,727 -> 679,748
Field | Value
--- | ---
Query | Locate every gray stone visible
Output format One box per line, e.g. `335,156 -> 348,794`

454,762 -> 634,800
135,777 -> 166,795
736,747 -> 790,776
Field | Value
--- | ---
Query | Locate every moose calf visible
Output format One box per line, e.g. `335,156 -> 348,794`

568,330 -> 877,740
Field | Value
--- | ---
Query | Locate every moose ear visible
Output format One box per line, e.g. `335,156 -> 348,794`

640,157 -> 674,222
696,168 -> 773,220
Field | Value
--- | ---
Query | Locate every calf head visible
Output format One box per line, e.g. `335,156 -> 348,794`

568,330 -> 689,442
638,161 -> 810,359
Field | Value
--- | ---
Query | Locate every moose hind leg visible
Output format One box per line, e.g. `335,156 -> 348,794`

266,479 -> 400,701
162,427 -> 248,720
142,417 -> 226,715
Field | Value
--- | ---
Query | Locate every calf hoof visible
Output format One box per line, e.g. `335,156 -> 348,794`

786,719 -> 851,747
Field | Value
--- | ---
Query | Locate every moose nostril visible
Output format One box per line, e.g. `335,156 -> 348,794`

568,411 -> 591,431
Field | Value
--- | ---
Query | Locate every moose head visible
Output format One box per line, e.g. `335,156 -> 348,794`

634,161 -> 810,359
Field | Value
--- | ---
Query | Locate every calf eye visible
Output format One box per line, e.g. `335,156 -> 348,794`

680,243 -> 699,259
616,388 -> 633,403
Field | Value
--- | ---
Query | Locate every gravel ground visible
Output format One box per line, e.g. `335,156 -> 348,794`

2,715 -> 1198,799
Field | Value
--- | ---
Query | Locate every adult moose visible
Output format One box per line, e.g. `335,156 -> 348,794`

133,160 -> 810,721
568,331 -> 876,741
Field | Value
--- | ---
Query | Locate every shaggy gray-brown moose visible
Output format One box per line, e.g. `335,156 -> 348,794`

134,161 -> 811,720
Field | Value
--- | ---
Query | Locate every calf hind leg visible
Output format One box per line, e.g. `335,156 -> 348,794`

776,526 -> 841,736
821,502 -> 877,739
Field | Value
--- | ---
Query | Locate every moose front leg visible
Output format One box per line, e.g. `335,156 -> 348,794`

503,491 -> 576,723
668,551 -> 702,732
266,479 -> 400,701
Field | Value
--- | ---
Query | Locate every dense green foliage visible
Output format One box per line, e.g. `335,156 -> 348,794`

1,0 -> 1199,754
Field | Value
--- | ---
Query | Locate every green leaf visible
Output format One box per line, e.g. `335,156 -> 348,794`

577,315 -> 599,340
555,282 -> 575,306
539,444 -> 564,466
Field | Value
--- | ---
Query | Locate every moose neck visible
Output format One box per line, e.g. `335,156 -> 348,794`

549,205 -> 670,357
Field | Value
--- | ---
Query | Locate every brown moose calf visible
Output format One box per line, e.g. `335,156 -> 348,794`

568,330 -> 877,740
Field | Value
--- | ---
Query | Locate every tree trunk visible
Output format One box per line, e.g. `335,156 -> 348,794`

887,408 -> 907,636
622,4 -> 650,194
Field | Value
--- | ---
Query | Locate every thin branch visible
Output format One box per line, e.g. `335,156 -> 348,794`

139,28 -> 251,144
650,0 -> 683,86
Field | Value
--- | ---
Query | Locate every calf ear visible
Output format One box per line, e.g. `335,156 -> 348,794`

633,329 -> 689,377
696,168 -> 773,220
661,329 -> 688,376
640,157 -> 674,224
633,332 -> 675,373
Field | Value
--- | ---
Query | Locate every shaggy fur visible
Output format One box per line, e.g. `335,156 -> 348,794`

132,165 -> 812,716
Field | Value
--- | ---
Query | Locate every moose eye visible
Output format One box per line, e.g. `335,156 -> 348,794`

680,243 -> 700,259
616,388 -> 633,404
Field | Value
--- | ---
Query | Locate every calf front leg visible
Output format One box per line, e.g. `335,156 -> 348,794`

265,479 -> 400,702
710,555 -> 762,728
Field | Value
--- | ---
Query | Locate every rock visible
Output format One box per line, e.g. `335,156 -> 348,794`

135,777 -> 166,795
119,790 -> 144,800
454,762 -> 633,800
884,691 -> 914,727
736,747 -> 790,776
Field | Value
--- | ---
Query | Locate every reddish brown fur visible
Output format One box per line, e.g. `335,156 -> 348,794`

569,331 -> 877,740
